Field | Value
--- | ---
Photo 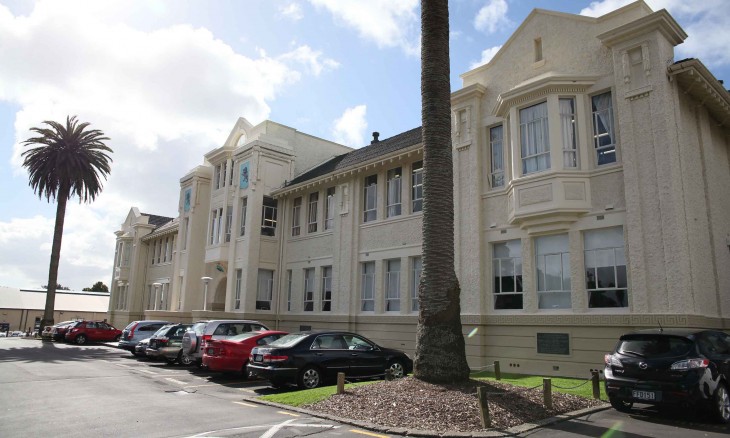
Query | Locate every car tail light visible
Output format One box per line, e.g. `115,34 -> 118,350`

670,358 -> 710,371
202,334 -> 212,346
128,323 -> 139,338
263,354 -> 288,363
604,354 -> 623,367
157,337 -> 169,345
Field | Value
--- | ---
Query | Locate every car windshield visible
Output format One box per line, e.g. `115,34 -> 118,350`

618,335 -> 693,358
152,325 -> 171,336
192,322 -> 207,335
267,333 -> 309,348
228,332 -> 260,342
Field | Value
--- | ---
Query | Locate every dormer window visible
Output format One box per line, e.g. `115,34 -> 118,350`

519,102 -> 550,174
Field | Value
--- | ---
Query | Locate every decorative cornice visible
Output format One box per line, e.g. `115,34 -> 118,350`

461,313 -> 728,329
494,75 -> 599,117
597,9 -> 687,48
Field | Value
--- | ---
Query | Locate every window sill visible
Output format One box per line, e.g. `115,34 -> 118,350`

360,213 -> 422,229
288,230 -> 334,243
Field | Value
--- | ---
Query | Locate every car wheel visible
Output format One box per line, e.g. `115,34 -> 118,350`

74,334 -> 87,345
609,396 -> 633,413
165,357 -> 176,365
114,334 -> 121,342
298,366 -> 322,389
178,352 -> 193,366
240,362 -> 250,380
714,384 -> 730,424
387,360 -> 406,379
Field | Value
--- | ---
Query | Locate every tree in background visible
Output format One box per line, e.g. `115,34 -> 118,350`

22,116 -> 113,334
82,281 -> 109,292
42,284 -> 71,291
413,0 -> 470,383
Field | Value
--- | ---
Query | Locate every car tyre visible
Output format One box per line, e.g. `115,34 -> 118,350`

165,357 -> 177,365
298,366 -> 322,389
713,384 -> 730,424
114,334 -> 121,342
178,351 -> 193,366
387,360 -> 406,379
609,396 -> 633,413
240,362 -> 250,380
74,334 -> 87,345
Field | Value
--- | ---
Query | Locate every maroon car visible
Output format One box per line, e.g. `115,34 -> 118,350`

65,321 -> 122,345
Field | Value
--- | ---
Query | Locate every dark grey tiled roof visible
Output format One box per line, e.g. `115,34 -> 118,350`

141,213 -> 174,229
287,127 -> 422,187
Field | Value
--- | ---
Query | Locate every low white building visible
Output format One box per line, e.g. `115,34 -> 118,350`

109,1 -> 730,376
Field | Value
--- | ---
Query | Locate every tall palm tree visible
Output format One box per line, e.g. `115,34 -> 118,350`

413,0 -> 470,383
22,116 -> 113,335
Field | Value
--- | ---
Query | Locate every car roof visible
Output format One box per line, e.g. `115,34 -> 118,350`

621,328 -> 718,338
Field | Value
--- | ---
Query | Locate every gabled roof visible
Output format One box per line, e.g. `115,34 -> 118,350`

285,127 -> 422,187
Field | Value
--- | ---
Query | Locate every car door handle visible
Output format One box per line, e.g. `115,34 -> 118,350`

350,353 -> 359,356
316,353 -> 323,356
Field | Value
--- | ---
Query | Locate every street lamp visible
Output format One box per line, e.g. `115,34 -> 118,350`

153,282 -> 162,311
201,277 -> 212,311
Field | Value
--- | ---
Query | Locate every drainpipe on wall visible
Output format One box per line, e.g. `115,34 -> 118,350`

273,195 -> 287,331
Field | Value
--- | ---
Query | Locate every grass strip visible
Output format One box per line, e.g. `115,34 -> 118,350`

471,371 -> 608,401
259,381 -> 375,407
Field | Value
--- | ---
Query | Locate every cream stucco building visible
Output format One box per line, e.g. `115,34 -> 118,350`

109,2 -> 729,377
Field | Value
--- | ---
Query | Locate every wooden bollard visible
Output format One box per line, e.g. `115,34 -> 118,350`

477,386 -> 491,428
592,370 -> 601,399
543,378 -> 552,410
494,360 -> 501,380
337,372 -> 345,394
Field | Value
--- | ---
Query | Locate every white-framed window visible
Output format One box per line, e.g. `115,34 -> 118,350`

456,108 -> 468,143
228,160 -> 235,186
122,242 -> 130,266
411,256 -> 422,312
363,175 -> 377,222
411,161 -> 423,213
489,125 -> 504,188
160,283 -> 169,311
214,163 -> 226,190
115,242 -> 122,268
592,91 -> 616,165
361,262 -> 375,311
584,227 -> 627,308
156,239 -> 162,264
386,167 -> 402,218
239,197 -> 248,237
385,259 -> 400,311
308,192 -> 318,233
177,275 -> 183,310
520,101 -> 550,174
321,266 -> 332,311
261,196 -> 277,237
560,98 -> 577,168
303,268 -> 314,311
146,285 -> 155,310
225,206 -> 233,243
256,269 -> 273,310
286,270 -> 292,311
325,187 -> 335,230
291,197 -> 302,236
210,207 -> 223,244
234,269 -> 242,310
535,234 -> 571,309
493,240 -> 523,310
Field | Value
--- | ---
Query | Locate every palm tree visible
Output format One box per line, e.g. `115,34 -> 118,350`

413,0 -> 470,383
22,116 -> 113,335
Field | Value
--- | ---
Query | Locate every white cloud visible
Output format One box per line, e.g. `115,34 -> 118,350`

332,105 -> 367,148
309,0 -> 420,55
580,0 -> 730,68
470,45 -> 502,70
279,2 -> 304,21
279,45 -> 340,76
474,0 -> 511,34
0,0 -> 337,289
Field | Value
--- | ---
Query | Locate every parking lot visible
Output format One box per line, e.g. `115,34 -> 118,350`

1,337 -> 728,438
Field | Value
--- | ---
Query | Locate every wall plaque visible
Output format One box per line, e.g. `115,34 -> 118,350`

537,332 -> 570,355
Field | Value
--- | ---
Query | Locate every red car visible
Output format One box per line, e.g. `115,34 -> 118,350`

65,321 -> 122,345
203,330 -> 287,376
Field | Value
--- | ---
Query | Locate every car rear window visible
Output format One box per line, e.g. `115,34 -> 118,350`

124,321 -> 138,330
267,333 -> 309,348
192,322 -> 208,335
617,335 -> 693,358
228,332 -> 260,342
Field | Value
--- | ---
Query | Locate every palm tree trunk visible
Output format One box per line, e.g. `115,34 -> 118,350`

413,0 -> 470,383
40,185 -> 69,335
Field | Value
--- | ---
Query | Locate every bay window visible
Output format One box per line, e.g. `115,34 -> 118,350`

592,92 -> 616,165
520,102 -> 550,174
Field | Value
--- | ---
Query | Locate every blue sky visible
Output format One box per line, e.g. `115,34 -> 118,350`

1,0 -> 728,290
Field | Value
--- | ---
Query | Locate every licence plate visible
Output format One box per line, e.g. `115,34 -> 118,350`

255,354 -> 262,362
632,390 -> 657,400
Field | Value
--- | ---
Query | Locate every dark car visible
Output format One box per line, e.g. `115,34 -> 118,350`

247,330 -> 413,389
50,321 -> 77,341
604,329 -> 730,423
146,323 -> 193,365
64,321 -> 122,345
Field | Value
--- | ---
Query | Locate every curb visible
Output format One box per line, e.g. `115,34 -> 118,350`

240,394 -> 612,437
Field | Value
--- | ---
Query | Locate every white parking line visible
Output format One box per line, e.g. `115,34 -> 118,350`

232,401 -> 257,408
136,369 -> 158,375
165,377 -> 189,385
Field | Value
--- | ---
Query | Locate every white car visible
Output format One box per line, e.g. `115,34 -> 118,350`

181,320 -> 268,366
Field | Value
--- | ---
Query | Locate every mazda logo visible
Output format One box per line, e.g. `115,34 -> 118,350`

639,362 -> 648,369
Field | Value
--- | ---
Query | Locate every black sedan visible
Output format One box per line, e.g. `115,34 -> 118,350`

604,328 -> 730,423
247,330 -> 413,389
